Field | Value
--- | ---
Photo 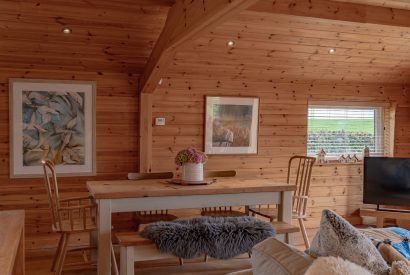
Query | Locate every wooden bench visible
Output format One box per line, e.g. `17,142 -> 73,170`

114,232 -> 178,275
114,221 -> 299,275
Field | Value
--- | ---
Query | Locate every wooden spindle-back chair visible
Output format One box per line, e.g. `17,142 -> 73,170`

43,160 -> 118,275
128,172 -> 178,230
200,170 -> 246,217
249,156 -> 315,249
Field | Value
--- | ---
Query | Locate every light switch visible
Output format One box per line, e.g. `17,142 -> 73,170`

155,117 -> 166,126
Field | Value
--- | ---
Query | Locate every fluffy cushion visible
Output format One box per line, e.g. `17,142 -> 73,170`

309,209 -> 390,275
304,256 -> 373,275
251,237 -> 313,275
141,216 -> 275,259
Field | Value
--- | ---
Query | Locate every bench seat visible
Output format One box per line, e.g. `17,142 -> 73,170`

114,221 -> 299,275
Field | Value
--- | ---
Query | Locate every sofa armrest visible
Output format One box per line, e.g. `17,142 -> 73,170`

225,268 -> 253,275
251,238 -> 313,275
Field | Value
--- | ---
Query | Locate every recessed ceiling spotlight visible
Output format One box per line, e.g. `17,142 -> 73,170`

226,40 -> 236,48
328,48 -> 336,54
62,27 -> 72,34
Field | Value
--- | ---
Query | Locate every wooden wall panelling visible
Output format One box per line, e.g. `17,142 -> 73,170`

0,69 -> 140,252
150,10 -> 410,233
139,93 -> 153,172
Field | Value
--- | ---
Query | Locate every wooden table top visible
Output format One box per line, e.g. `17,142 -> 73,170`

87,177 -> 296,199
0,210 -> 24,275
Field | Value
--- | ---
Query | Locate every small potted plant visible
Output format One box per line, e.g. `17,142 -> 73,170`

175,147 -> 207,182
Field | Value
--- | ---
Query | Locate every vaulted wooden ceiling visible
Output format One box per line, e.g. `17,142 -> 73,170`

0,0 -> 173,73
0,0 -> 409,84
174,10 -> 410,84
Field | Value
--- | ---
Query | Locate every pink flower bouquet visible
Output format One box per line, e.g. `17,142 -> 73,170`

175,147 -> 208,166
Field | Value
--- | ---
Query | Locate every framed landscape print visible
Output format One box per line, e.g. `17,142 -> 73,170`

9,78 -> 96,178
205,96 -> 259,155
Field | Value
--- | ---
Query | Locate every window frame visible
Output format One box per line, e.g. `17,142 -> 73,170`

307,102 -> 385,159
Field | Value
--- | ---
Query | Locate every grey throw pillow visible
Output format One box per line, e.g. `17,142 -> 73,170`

309,209 -> 390,275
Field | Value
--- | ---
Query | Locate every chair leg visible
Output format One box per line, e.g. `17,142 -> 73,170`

204,254 -> 208,262
56,233 -> 70,275
111,244 -> 119,275
179,258 -> 184,265
298,218 -> 310,249
51,234 -> 64,272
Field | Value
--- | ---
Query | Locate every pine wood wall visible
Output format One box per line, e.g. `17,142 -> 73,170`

0,69 -> 139,251
1,1 -> 410,253
150,11 -> 410,238
151,61 -> 410,237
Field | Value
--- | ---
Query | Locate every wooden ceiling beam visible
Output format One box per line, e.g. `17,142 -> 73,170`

332,0 -> 410,11
248,0 -> 410,28
139,0 -> 259,94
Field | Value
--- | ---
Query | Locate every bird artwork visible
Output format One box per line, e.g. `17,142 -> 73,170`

21,90 -> 85,167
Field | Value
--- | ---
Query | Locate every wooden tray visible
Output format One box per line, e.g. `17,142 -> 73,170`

167,178 -> 216,186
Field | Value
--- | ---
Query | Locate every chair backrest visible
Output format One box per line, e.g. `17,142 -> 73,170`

287,156 -> 316,217
202,170 -> 236,212
128,172 -> 174,215
204,170 -> 236,178
42,160 -> 60,229
127,172 -> 174,180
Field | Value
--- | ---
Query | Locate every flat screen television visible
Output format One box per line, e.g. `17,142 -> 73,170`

363,157 -> 410,207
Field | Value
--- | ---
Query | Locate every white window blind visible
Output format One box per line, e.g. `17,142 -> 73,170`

307,105 -> 384,157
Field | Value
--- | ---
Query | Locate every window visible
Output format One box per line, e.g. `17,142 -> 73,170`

307,105 -> 384,157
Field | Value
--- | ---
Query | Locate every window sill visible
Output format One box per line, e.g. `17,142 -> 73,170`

314,161 -> 363,167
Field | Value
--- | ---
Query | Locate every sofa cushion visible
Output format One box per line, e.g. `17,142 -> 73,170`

251,237 -> 313,275
304,256 -> 373,275
309,209 -> 390,275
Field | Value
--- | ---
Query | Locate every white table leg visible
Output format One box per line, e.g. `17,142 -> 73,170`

98,199 -> 112,275
120,247 -> 134,275
278,191 -> 293,245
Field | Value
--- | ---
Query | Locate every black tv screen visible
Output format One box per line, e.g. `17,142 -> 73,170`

363,157 -> 410,207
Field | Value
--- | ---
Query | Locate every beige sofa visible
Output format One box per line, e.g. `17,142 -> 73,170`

227,238 -> 313,275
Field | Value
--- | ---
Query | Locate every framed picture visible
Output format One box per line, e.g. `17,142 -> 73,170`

205,96 -> 259,155
9,78 -> 96,178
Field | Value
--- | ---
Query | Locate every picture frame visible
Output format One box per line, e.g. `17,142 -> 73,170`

9,78 -> 96,178
205,96 -> 259,155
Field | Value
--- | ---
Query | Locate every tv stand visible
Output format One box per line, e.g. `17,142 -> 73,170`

376,204 -> 410,213
360,208 -> 410,228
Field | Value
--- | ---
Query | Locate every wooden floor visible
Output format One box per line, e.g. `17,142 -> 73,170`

26,250 -> 252,275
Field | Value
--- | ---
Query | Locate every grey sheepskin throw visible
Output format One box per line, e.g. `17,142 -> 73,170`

309,209 -> 390,275
140,216 -> 275,259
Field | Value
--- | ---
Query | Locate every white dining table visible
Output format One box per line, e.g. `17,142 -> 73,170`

87,177 -> 296,275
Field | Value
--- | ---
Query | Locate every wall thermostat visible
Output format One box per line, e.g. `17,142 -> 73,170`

155,117 -> 166,126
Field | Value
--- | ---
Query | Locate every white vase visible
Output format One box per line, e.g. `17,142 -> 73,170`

181,163 -> 204,182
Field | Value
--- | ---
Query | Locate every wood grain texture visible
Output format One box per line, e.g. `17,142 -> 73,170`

87,177 -> 295,199
0,69 -> 139,253
0,0 -> 409,257
333,0 -> 410,10
249,0 -> 410,28
150,10 -> 410,232
0,210 -> 25,275
139,93 -> 153,172
0,0 -> 171,73
139,0 -> 259,94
